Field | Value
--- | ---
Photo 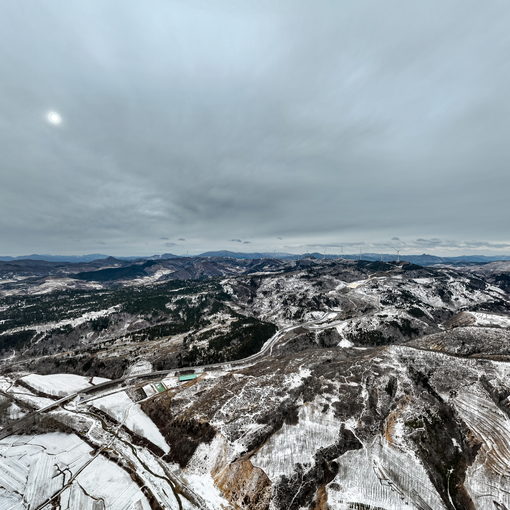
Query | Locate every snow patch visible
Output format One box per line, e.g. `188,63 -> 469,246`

468,312 -> 510,328
284,367 -> 311,390
251,398 -> 338,480
92,392 -> 169,453
22,373 -> 109,397
0,433 -> 152,510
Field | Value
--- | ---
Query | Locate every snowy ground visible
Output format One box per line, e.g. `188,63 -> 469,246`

8,373 -> 169,454
467,311 -> 510,328
251,397 -> 339,480
0,433 -> 152,510
22,373 -> 109,397
0,306 -> 120,336
91,391 -> 169,453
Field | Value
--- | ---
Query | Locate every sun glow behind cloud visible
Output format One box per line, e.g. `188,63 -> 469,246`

46,110 -> 62,126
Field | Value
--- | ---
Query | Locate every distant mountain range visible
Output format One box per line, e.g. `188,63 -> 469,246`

0,253 -> 178,263
0,254 -> 122,263
1,251 -> 510,266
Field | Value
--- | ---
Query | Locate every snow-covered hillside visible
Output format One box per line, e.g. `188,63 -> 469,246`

1,258 -> 509,509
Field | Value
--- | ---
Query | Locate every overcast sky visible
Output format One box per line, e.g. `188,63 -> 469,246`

1,1 -> 509,256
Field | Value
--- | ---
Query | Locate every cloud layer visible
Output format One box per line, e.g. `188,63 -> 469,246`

0,1 -> 509,255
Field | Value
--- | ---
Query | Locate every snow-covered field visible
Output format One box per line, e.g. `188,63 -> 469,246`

327,438 -> 447,510
92,391 -> 169,453
125,268 -> 176,286
8,373 -> 169,454
0,277 -> 104,297
22,373 -> 109,397
0,433 -> 152,510
251,397 -> 339,479
467,311 -> 510,328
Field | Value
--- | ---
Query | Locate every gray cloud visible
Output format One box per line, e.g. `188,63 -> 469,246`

411,239 -> 510,251
0,1 -> 509,256
300,238 -> 510,254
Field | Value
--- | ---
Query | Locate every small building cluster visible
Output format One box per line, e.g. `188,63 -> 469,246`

142,373 -> 199,398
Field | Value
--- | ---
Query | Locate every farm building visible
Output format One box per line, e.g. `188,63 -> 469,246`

178,373 -> 198,382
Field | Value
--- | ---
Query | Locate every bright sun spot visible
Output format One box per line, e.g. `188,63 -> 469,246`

46,110 -> 62,125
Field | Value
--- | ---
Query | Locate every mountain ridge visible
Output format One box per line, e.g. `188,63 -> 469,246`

2,251 -> 510,265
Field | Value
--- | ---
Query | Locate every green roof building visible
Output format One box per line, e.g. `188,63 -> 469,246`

178,373 -> 198,382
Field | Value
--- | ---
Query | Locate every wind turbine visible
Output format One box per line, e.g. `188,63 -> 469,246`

394,248 -> 400,263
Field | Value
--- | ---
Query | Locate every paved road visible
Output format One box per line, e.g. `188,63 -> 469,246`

0,309 -> 339,441
0,317 -> 318,439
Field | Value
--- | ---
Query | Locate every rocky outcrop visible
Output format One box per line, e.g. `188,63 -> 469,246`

214,459 -> 272,510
